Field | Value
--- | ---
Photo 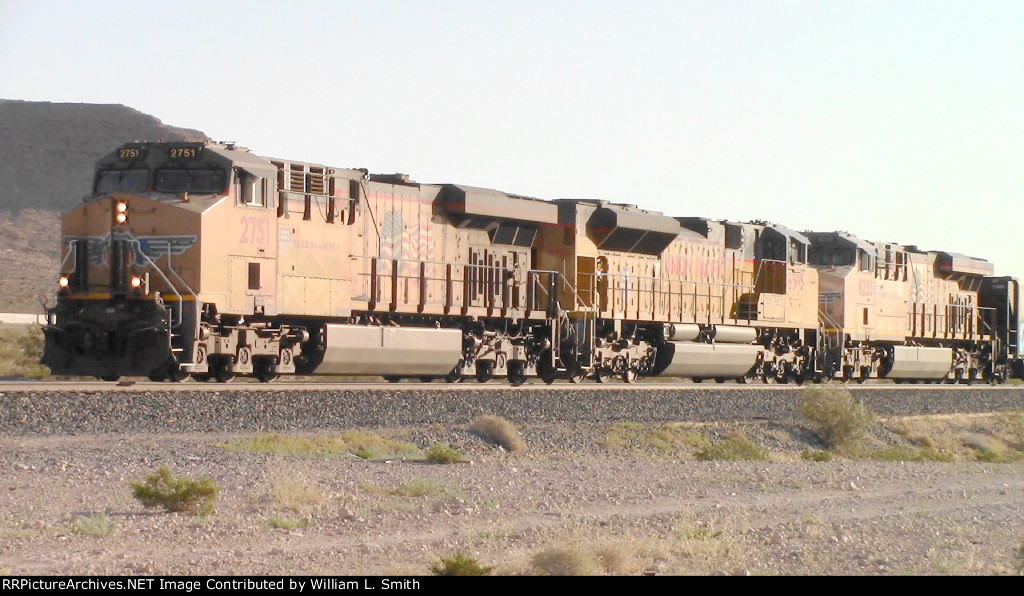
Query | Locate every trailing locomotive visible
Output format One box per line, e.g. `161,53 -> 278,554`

42,141 -> 1023,384
808,232 -> 1022,383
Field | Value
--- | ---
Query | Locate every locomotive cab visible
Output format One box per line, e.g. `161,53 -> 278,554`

43,143 -> 221,379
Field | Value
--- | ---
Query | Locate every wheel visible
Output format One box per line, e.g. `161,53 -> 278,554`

167,363 -> 190,382
255,358 -> 279,383
783,365 -> 802,385
476,360 -> 494,383
384,376 -> 402,383
210,358 -> 235,383
507,361 -> 527,387
692,377 -> 704,383
622,365 -> 638,383
99,375 -> 120,382
567,366 -> 586,384
147,369 -> 167,382
594,366 -> 613,383
538,351 -> 558,385
444,363 -> 463,384
419,377 -> 434,383
714,378 -> 726,383
736,368 -> 758,384
192,373 -> 211,383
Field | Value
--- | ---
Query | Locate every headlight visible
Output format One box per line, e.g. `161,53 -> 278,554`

130,275 -> 144,289
58,275 -> 70,289
114,200 -> 129,224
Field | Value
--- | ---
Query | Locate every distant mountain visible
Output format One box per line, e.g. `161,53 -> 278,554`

0,100 -> 209,312
0,99 -> 208,212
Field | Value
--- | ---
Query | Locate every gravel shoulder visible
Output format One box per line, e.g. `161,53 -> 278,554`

1,387 -> 1023,576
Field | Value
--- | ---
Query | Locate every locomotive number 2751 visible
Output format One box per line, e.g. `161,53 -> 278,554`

168,147 -> 198,159
239,217 -> 269,245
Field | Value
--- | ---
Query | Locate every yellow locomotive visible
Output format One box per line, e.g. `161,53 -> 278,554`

42,141 -> 1020,384
808,231 -> 1020,383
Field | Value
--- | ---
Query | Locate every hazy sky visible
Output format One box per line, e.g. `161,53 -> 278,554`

3,0 -> 1022,276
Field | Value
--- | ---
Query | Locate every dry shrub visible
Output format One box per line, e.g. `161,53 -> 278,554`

797,385 -> 873,449
671,511 -> 750,574
469,415 -> 527,452
695,429 -> 767,461
870,445 -> 953,462
70,514 -> 114,537
429,551 -> 493,576
888,416 -> 966,453
271,475 -> 328,511
999,409 -> 1024,447
594,542 -> 638,574
266,516 -> 309,530
266,462 -> 332,512
962,433 -> 1007,455
425,443 -> 462,464
963,433 -> 1022,462
0,327 -> 49,379
220,431 -> 420,460
603,421 -> 708,454
530,545 -> 601,576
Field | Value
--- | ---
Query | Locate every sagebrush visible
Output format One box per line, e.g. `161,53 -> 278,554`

797,385 -> 873,449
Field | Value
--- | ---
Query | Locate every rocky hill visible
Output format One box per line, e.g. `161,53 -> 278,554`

0,100 -> 209,312
0,99 -> 208,212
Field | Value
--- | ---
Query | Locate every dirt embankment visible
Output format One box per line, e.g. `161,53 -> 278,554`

1,410 -> 1022,576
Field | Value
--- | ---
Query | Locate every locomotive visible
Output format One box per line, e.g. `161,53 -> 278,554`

41,141 -> 1023,384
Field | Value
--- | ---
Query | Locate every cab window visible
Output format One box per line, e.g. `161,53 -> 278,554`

154,169 -> 226,194
235,170 -> 267,207
96,169 -> 148,193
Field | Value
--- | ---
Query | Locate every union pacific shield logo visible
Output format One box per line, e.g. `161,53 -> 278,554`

63,232 -> 197,267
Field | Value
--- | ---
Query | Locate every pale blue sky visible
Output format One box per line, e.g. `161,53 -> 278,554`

2,0 -> 1022,276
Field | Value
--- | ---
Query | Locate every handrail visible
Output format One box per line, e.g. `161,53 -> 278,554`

581,269 -> 756,323
350,255 -> 564,315
126,238 -> 196,327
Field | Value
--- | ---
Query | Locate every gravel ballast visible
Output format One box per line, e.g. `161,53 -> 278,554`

1,386 -> 1022,436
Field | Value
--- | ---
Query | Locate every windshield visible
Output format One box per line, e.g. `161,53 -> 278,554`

96,169 -> 149,193
154,169 -> 226,194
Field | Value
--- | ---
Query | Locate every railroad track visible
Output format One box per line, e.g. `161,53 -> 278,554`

3,379 -> 1024,392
